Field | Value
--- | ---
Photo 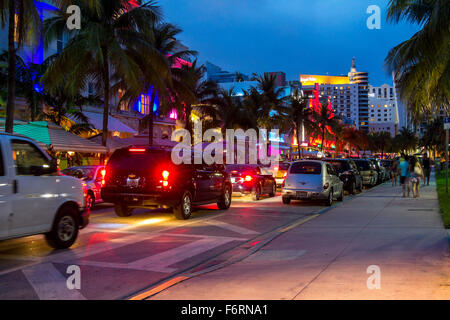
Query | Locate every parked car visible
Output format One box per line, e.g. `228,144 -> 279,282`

380,160 -> 393,178
281,160 -> 344,206
323,159 -> 363,194
101,146 -> 232,220
62,165 -> 105,210
354,159 -> 378,187
273,162 -> 290,187
0,133 -> 89,249
368,159 -> 388,183
226,164 -> 277,200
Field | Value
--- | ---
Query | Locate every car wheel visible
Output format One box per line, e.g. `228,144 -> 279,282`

174,191 -> 193,220
282,196 -> 291,205
45,205 -> 79,249
217,185 -> 232,210
252,185 -> 261,201
325,189 -> 333,206
350,181 -> 356,195
114,204 -> 133,217
337,188 -> 344,201
269,182 -> 276,197
86,192 -> 95,210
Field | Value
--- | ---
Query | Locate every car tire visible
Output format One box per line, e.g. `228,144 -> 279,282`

252,185 -> 261,201
114,204 -> 133,217
325,189 -> 333,206
174,191 -> 193,220
282,196 -> 291,205
86,192 -> 95,210
269,182 -> 276,197
45,205 -> 79,249
217,185 -> 232,210
337,188 -> 344,201
350,181 -> 356,195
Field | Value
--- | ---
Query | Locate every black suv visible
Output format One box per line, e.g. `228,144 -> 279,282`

101,146 -> 232,220
323,159 -> 363,194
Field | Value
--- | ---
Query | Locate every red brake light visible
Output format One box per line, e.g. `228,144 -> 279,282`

162,170 -> 170,180
101,169 -> 107,185
244,175 -> 253,182
129,148 -> 146,152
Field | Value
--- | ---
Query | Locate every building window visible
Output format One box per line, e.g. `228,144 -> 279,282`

140,95 -> 150,114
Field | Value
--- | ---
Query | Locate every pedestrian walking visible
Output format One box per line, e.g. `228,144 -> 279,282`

391,158 -> 399,186
399,154 -> 410,197
422,153 -> 431,186
409,156 -> 424,198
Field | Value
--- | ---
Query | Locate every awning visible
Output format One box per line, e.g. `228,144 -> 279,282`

10,121 -> 108,154
68,111 -> 137,134
89,135 -> 178,152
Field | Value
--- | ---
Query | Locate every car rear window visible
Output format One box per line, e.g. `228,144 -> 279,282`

279,163 -> 290,170
226,165 -> 258,173
62,167 -> 96,180
290,162 -> 321,174
108,149 -> 172,169
325,161 -> 348,173
354,160 -> 370,170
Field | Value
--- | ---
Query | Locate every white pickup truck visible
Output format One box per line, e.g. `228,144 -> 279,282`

0,133 -> 89,249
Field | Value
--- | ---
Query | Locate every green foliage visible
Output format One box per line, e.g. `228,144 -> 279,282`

436,171 -> 450,228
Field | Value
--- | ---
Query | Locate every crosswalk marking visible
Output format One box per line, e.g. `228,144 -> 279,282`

129,237 -> 235,272
22,263 -> 86,300
205,220 -> 259,235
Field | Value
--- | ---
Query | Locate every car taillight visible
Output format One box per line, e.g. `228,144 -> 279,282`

129,148 -> 146,152
82,183 -> 88,197
244,175 -> 253,182
160,170 -> 171,188
101,169 -> 107,185
323,182 -> 330,190
283,172 -> 288,178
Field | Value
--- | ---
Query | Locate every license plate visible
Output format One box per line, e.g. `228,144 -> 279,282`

126,178 -> 140,187
297,191 -> 307,198
231,178 -> 236,183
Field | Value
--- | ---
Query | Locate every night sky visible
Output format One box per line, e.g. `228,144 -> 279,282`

162,0 -> 420,86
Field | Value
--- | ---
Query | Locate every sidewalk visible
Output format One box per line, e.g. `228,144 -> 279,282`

152,176 -> 450,300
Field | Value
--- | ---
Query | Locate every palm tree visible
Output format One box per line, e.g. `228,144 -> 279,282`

284,89 -> 313,158
250,73 -> 287,131
385,0 -> 450,123
115,22 -> 194,146
343,127 -> 367,157
311,99 -> 338,152
0,0 -> 41,132
395,127 -> 418,154
169,61 -> 219,138
42,0 -> 162,146
368,131 -> 392,158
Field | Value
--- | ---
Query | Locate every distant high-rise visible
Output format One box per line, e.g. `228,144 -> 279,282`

348,58 -> 369,132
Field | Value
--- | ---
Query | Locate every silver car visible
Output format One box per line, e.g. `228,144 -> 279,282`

62,165 -> 105,210
282,160 -> 344,206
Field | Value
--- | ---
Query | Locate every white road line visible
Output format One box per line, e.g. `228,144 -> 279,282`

49,233 -> 160,263
22,263 -> 86,300
129,237 -> 235,272
204,220 -> 259,235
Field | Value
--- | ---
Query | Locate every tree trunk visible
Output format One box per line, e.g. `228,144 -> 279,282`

6,0 -> 16,133
101,47 -> 110,147
321,127 -> 325,152
185,104 -> 192,137
148,89 -> 156,146
296,123 -> 302,159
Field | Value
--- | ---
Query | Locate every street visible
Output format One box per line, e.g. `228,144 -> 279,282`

0,192 -> 327,300
1,179 -> 449,300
